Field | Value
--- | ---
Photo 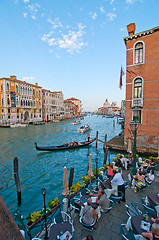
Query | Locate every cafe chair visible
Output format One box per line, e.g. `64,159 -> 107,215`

53,211 -> 74,228
124,181 -> 129,191
126,202 -> 142,217
79,214 -> 96,231
141,198 -> 157,217
120,224 -> 136,240
101,199 -> 114,213
110,191 -> 124,203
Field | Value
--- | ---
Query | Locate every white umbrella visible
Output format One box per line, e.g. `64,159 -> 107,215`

127,139 -> 132,154
62,166 -> 69,197
87,154 -> 93,177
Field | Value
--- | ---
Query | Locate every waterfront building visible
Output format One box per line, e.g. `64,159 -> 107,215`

42,89 -> 65,121
96,107 -> 108,115
65,97 -> 82,115
124,23 -> 159,153
64,100 -> 75,119
103,98 -> 110,108
0,75 -> 42,126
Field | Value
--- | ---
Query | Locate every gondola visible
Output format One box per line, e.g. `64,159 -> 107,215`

35,138 -> 96,151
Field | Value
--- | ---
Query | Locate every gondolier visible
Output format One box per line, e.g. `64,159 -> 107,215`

87,132 -> 90,142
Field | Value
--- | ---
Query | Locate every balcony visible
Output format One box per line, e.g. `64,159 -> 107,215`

131,98 -> 143,108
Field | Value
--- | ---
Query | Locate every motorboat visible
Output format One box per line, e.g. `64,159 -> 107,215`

71,120 -> 81,125
77,124 -> 90,133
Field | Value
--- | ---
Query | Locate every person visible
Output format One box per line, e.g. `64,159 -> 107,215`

111,170 -> 125,202
82,235 -> 94,240
87,132 -> 90,142
106,164 -> 114,178
151,218 -> 159,223
82,198 -> 98,226
141,223 -> 159,240
131,169 -> 146,189
115,157 -> 122,172
90,189 -> 110,212
145,170 -> 155,184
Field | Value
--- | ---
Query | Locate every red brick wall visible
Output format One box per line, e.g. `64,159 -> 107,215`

124,27 -> 159,151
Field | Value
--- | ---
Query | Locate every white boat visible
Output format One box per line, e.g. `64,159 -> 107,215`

71,120 -> 81,125
78,124 -> 90,133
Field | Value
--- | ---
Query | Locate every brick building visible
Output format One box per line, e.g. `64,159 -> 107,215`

124,24 -> 159,154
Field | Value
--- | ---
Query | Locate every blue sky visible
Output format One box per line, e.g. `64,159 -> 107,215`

0,0 -> 158,111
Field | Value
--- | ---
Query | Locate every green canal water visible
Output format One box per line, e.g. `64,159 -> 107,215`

0,115 -> 122,233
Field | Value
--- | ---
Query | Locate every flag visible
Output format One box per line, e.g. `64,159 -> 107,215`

119,66 -> 125,89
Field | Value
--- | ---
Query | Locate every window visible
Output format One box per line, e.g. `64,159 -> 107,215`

133,78 -> 142,98
8,109 -> 10,113
39,90 -> 41,97
2,98 -> 3,106
1,84 -> 3,91
134,42 -> 143,64
33,89 -> 35,95
6,83 -> 9,91
16,85 -> 18,93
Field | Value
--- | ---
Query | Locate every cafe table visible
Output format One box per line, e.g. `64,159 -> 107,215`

131,215 -> 152,235
48,222 -> 72,240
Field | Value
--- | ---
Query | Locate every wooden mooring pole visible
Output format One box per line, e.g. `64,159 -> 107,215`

68,167 -> 74,190
96,131 -> 98,148
13,157 -> 22,206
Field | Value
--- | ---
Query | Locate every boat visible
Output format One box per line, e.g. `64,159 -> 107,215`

118,117 -> 125,124
77,124 -> 90,133
71,120 -> 81,125
106,115 -> 114,118
35,138 -> 96,151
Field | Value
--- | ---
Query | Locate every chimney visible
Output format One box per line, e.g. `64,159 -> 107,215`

35,83 -> 38,86
127,23 -> 136,36
10,75 -> 17,80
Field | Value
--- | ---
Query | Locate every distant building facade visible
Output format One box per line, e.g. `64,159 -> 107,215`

65,97 -> 82,115
0,75 -> 42,125
121,100 -> 125,117
42,90 -> 65,121
124,23 -> 159,153
96,99 -> 120,115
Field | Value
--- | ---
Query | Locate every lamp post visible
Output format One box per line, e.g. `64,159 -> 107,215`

41,187 -> 48,240
129,107 -> 139,175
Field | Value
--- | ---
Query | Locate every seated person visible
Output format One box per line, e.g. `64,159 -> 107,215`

145,170 -> 155,184
145,160 -> 156,172
132,170 -> 146,189
151,218 -> 159,223
106,164 -> 114,178
82,198 -> 98,226
141,223 -> 159,240
90,189 -> 110,212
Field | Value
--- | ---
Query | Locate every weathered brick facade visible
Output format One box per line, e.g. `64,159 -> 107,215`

124,24 -> 159,154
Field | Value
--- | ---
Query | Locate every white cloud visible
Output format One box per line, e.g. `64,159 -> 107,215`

23,12 -> 27,18
41,22 -> 86,55
31,15 -> 36,20
121,28 -> 124,31
24,0 -> 30,2
110,0 -> 114,4
113,8 -> 116,11
100,7 -> 105,13
47,18 -> 63,29
107,12 -> 117,21
23,76 -> 34,81
92,13 -> 97,20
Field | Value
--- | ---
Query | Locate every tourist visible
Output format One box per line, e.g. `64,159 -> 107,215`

96,189 -> 110,212
141,223 -> 159,240
111,170 -> 125,202
115,156 -> 122,172
145,170 -> 155,184
131,169 -> 146,189
82,235 -> 94,240
87,132 -> 90,142
106,164 -> 114,178
82,198 -> 98,227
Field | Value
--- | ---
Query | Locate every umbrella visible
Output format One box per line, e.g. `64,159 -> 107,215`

62,166 -> 69,197
127,139 -> 132,154
87,154 -> 93,177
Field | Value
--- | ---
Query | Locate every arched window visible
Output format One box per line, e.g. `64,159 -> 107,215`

6,83 -> 9,91
133,78 -> 142,99
21,100 -> 23,106
134,42 -> 144,64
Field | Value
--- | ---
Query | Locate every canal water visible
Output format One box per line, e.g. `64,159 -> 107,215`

0,115 -> 122,232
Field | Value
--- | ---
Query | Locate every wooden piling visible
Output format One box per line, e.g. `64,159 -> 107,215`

68,167 -> 74,190
13,157 -> 21,206
96,131 -> 98,148
103,134 -> 108,165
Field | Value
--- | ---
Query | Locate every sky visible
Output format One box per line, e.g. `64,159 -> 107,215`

0,0 -> 158,111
